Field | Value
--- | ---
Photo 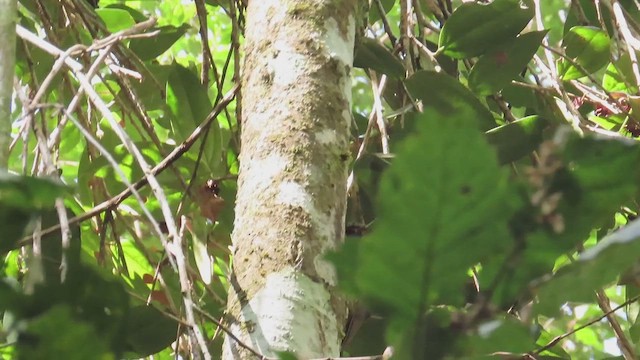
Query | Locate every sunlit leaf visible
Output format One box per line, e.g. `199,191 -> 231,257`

103,4 -> 148,22
603,52 -> 639,93
96,8 -> 136,33
559,26 -> 611,80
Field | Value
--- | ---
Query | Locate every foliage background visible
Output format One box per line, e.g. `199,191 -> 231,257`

5,0 -> 640,359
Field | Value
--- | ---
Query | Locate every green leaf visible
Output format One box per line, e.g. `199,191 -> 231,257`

485,115 -> 547,164
329,107 -> 515,328
130,24 -> 189,61
603,51 -> 639,93
439,0 -> 534,59
469,31 -> 547,95
96,8 -> 136,33
166,64 -> 223,175
276,352 -> 299,360
129,64 -> 173,111
104,4 -> 148,23
354,38 -> 405,79
405,70 -> 496,130
124,305 -> 179,357
166,64 -> 210,136
190,221 -> 213,285
559,26 -> 611,80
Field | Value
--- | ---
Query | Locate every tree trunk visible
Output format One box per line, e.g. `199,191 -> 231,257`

223,0 -> 357,358
0,0 -> 16,167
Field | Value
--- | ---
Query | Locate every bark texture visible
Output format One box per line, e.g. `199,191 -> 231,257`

223,0 -> 356,358
0,0 -> 16,167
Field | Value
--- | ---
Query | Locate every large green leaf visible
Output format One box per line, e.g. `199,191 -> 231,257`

559,26 -> 611,81
96,8 -> 136,33
354,38 -> 405,78
469,31 -> 547,95
405,70 -> 496,130
130,24 -> 189,61
329,107 -> 515,349
439,0 -> 534,59
103,4 -> 148,22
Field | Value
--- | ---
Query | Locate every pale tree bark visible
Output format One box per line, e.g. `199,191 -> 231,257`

0,0 -> 16,167
223,0 -> 357,358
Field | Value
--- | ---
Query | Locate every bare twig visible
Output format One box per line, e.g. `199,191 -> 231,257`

371,73 -> 389,154
178,216 -> 212,359
194,0 -> 213,86
399,0 -> 414,75
346,75 -> 388,191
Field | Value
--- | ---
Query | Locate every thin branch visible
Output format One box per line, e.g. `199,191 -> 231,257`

373,0 -> 397,44
346,75 -> 388,192
16,85 -> 238,248
229,0 -> 242,133
194,0 -> 213,86
595,290 -> 636,360
13,86 -> 72,283
178,216 -> 212,359
533,294 -> 640,355
399,0 -> 415,75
